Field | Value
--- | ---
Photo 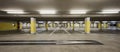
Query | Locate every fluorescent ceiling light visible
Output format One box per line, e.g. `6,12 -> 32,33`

70,10 -> 88,14
100,11 -> 119,14
99,9 -> 120,14
3,9 -> 25,14
37,10 -> 56,14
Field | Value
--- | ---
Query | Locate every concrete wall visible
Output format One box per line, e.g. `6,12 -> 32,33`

0,22 -> 18,31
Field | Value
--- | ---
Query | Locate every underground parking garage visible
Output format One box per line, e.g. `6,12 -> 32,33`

0,0 -> 120,52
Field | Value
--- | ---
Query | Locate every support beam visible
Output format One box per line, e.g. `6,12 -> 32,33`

52,22 -> 54,28
30,17 -> 36,34
45,21 -> 48,31
85,17 -> 91,33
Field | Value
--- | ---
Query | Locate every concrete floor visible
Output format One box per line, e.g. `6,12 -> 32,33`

0,30 -> 120,52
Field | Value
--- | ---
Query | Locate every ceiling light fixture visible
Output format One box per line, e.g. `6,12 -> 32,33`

3,9 -> 25,14
99,9 -> 120,14
70,10 -> 88,14
37,10 -> 56,14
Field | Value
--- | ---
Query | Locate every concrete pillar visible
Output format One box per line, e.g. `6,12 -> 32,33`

103,23 -> 107,28
98,22 -> 102,30
85,17 -> 91,33
72,21 -> 74,31
45,21 -> 48,31
102,21 -> 108,29
117,22 -> 120,28
68,22 -> 70,28
19,22 -> 22,30
30,17 -> 36,34
52,22 -> 54,28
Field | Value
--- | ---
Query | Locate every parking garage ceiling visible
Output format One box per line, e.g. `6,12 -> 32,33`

0,0 -> 120,21
0,0 -> 120,13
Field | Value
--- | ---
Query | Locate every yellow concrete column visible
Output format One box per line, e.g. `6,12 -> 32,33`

98,22 -> 102,30
68,22 -> 70,28
117,23 -> 120,28
30,17 -> 36,34
103,23 -> 107,28
85,17 -> 91,33
72,21 -> 74,31
45,21 -> 48,31
19,22 -> 22,30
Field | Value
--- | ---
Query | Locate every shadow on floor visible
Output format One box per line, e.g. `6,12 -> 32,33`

0,30 -> 29,35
